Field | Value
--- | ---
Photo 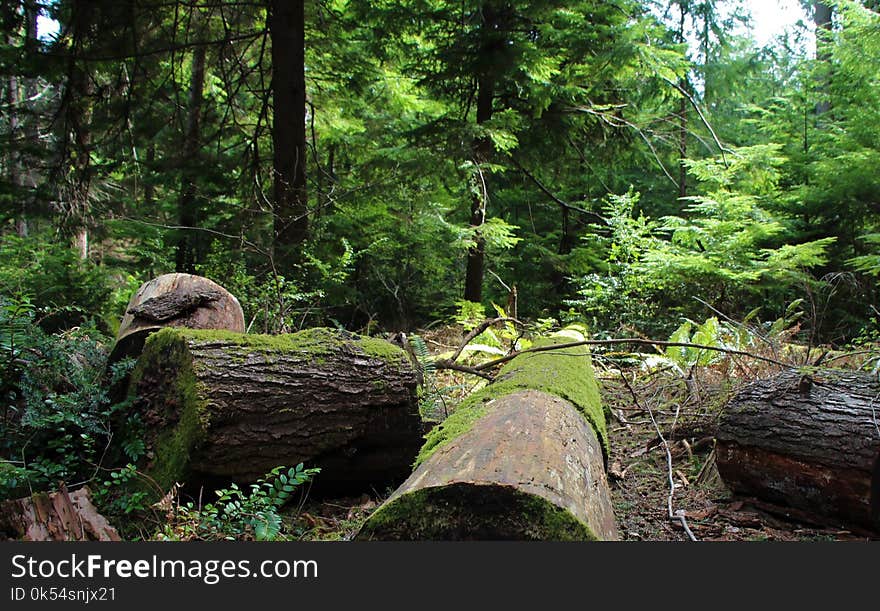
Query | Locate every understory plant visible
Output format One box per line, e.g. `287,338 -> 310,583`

157,464 -> 320,541
0,293 -> 136,500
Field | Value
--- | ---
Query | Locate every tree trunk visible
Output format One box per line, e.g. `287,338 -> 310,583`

64,1 -> 95,260
676,3 -> 688,200
678,91 -> 688,199
128,327 -> 422,494
462,4 -> 497,304
270,0 -> 308,271
357,329 -> 618,540
175,22 -> 207,273
716,369 -> 880,532
814,1 -> 833,115
19,0 -> 38,237
6,61 -> 24,236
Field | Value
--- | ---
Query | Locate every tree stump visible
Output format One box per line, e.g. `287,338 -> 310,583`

717,368 -> 880,532
110,273 -> 245,363
128,327 -> 422,494
357,329 -> 619,540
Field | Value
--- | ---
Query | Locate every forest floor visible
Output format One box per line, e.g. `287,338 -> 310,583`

601,375 -> 873,542
294,325 -> 877,542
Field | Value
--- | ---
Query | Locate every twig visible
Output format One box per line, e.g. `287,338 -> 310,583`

661,76 -> 734,166
509,156 -> 605,221
464,338 -> 792,372
431,360 -> 494,381
448,317 -> 524,363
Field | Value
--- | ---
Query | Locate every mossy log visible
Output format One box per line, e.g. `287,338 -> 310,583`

357,329 -> 618,540
128,327 -> 422,493
110,273 -> 245,363
717,369 -> 880,532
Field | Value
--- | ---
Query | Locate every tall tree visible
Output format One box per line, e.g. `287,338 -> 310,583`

464,1 -> 503,303
61,0 -> 96,260
175,4 -> 208,273
814,1 -> 833,114
269,0 -> 308,273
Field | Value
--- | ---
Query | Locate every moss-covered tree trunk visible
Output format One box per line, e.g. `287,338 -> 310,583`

717,369 -> 880,532
128,327 -> 422,494
357,328 -> 619,540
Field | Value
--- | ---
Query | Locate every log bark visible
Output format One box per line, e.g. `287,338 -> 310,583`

110,273 -> 245,363
128,327 -> 422,494
0,486 -> 120,541
357,328 -> 618,540
717,369 -> 880,531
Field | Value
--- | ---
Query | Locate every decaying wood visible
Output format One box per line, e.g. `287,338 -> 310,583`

130,327 -> 422,494
356,390 -> 618,540
0,485 -> 120,541
717,368 -> 880,531
110,273 -> 245,362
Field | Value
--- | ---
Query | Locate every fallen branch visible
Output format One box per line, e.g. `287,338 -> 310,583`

448,317 -> 524,363
435,337 -> 791,377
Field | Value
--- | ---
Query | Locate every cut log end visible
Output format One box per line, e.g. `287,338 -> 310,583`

357,483 -> 598,541
357,388 -> 619,541
110,273 -> 245,363
717,368 -> 880,532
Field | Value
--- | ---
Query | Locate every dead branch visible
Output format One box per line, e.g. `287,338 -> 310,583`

433,337 -> 792,377
448,317 -> 525,363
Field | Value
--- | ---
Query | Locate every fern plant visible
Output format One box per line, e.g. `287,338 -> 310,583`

158,464 -> 320,541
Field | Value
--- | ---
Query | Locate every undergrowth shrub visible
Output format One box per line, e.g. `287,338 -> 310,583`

0,235 -> 117,332
156,464 -> 320,541
0,293 -> 136,501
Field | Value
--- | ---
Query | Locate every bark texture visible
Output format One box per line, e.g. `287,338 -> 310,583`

358,327 -> 618,540
357,390 -> 617,540
270,0 -> 309,267
717,368 -> 880,531
110,273 -> 245,363
0,486 -> 120,541
128,327 -> 421,494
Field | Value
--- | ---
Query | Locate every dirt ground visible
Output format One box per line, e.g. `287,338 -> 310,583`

295,328 -> 878,542
601,375 -> 874,542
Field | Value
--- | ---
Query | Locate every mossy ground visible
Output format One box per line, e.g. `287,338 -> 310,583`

417,327 -> 606,466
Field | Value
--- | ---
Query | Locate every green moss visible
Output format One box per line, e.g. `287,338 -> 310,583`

154,327 -> 407,364
355,335 -> 409,363
417,327 -> 606,466
358,483 -> 596,541
417,402 -> 487,465
128,329 -> 210,493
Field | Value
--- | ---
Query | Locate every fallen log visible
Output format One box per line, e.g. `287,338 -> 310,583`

109,273 -> 245,363
716,368 -> 880,532
0,485 -> 120,541
128,327 -> 422,494
357,329 -> 618,540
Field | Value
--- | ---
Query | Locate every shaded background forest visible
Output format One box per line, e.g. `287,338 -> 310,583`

4,0 -> 880,339
3,0 -> 880,523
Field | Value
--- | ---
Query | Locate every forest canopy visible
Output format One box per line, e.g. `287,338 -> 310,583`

3,0 -> 879,340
